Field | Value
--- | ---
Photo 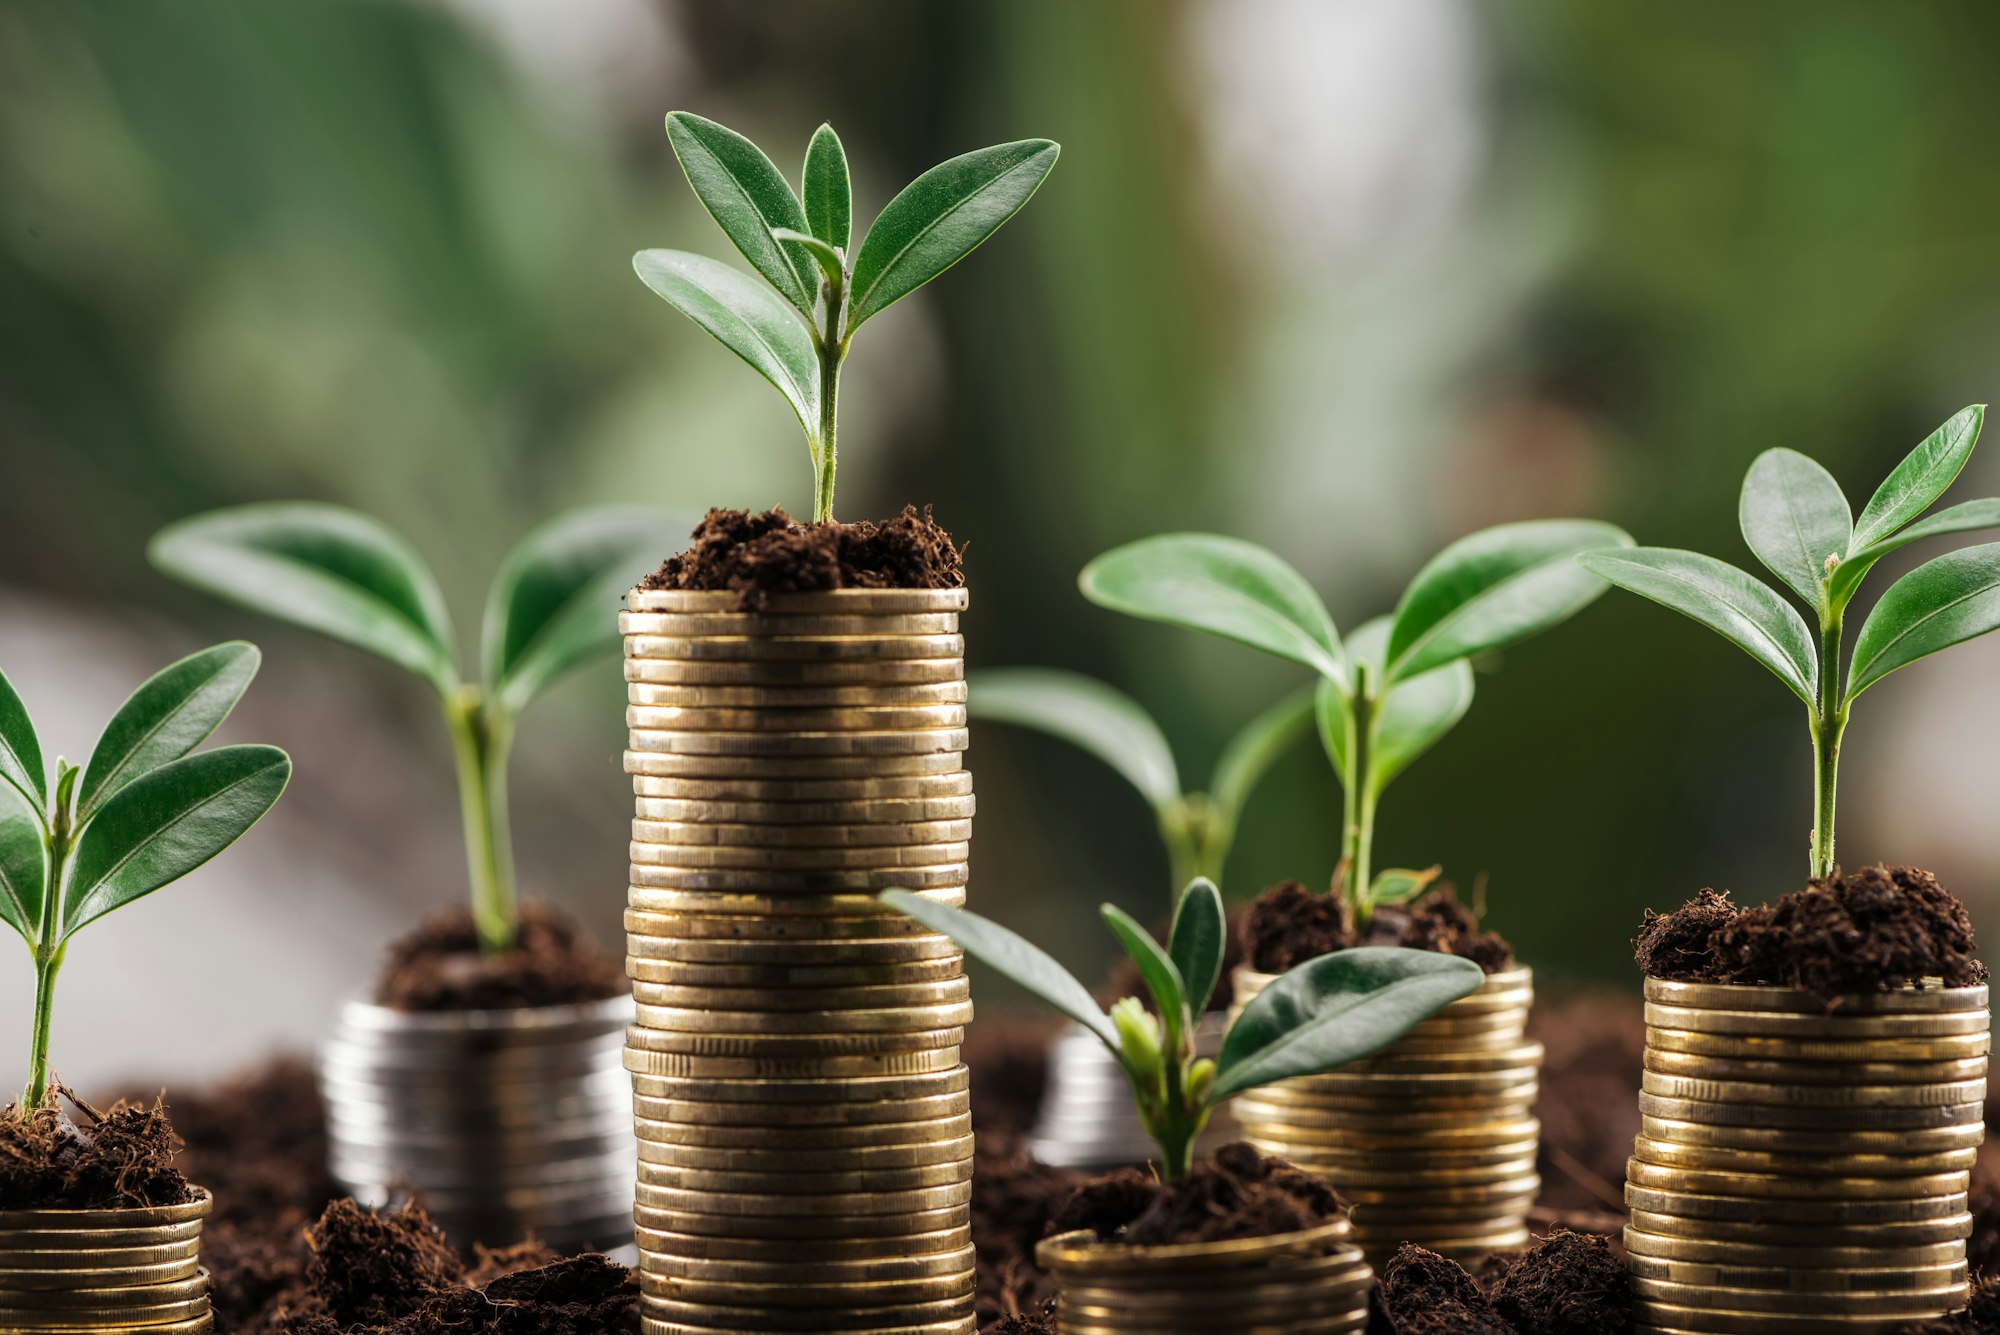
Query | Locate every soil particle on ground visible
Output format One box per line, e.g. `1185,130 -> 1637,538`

639,505 -> 966,611
1634,866 -> 1985,1000
1240,880 -> 1515,976
972,1132 -> 1079,1325
0,1087 -> 193,1210
1489,1229 -> 1632,1334
1376,1244 -> 1513,1333
374,902 -> 628,1011
1046,1141 -> 1341,1246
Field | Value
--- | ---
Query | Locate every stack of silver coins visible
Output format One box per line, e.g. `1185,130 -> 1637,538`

1230,965 -> 1541,1267
0,1191 -> 213,1333
320,996 -> 636,1252
1031,1014 -> 1238,1170
1627,977 -> 1988,1332
622,587 -> 977,1335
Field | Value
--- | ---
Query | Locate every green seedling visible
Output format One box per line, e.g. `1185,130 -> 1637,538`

1579,406 -> 2000,881
884,879 -> 1481,1179
635,113 -> 1059,523
1079,522 -> 1631,922
1,645 -> 289,1110
149,503 -> 685,954
968,669 -> 1312,897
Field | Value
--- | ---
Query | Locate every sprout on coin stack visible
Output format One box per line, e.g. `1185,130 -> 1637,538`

1581,404 -> 1999,1331
1,646 -> 289,1335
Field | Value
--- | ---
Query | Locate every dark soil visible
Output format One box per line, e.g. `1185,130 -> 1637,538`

374,903 -> 628,1012
1241,880 -> 1515,975
1527,993 -> 1644,1221
1634,866 -> 1986,1000
640,505 -> 966,611
1377,1245 -> 1512,1333
965,1014 -> 1057,1139
1047,1141 -> 1342,1246
972,1133 -> 1076,1330
0,1087 -> 193,1209
1490,1230 -> 1631,1334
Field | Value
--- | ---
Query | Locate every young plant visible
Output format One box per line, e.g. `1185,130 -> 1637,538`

1079,521 -> 1631,923
884,879 -> 1481,1179
968,669 -> 1312,898
149,502 -> 682,954
1579,405 -> 2000,881
1,645 -> 290,1110
635,113 -> 1059,523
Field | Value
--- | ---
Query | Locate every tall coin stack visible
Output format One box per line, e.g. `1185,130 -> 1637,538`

0,1191 -> 213,1333
1230,965 -> 1541,1267
621,587 -> 978,1335
1628,977 -> 1988,1333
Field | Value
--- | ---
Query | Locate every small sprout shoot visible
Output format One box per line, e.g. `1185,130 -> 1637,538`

0,645 -> 290,1111
883,878 -> 1482,1179
1579,405 -> 2000,880
635,114 -> 1059,523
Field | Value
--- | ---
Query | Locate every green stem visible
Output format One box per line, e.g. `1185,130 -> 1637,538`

446,688 -> 517,955
812,277 -> 847,525
1342,670 -> 1377,919
23,794 -> 72,1111
1809,613 -> 1846,882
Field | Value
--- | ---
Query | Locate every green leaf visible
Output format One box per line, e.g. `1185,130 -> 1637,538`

771,227 -> 844,287
1577,548 -> 1819,707
485,506 -> 685,717
63,744 -> 290,940
880,891 -> 1116,1048
0,793 -> 45,944
1846,543 -> 2000,701
1851,406 -> 1986,551
1366,866 -> 1441,910
1167,877 -> 1226,1017
1829,498 -> 2000,606
664,111 -> 818,315
1317,619 -> 1473,795
1210,947 -> 1484,1102
967,669 -> 1179,810
1207,687 -> 1314,832
1738,448 -> 1852,612
803,123 -> 851,253
150,504 -> 458,694
1080,534 -> 1345,687
0,667 -> 45,812
1385,520 -> 1632,683
847,139 -> 1059,331
632,249 -> 820,439
78,643 -> 260,821
1101,903 -> 1188,1049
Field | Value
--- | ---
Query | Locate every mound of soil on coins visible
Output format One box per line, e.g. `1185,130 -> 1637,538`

1489,1229 -> 1632,1334
640,505 -> 966,611
972,1132 -> 1079,1326
0,1087 -> 192,1209
1046,1141 -> 1342,1245
374,903 -> 627,1011
1633,866 -> 1985,999
1240,880 -> 1515,976
1377,1244 -> 1513,1333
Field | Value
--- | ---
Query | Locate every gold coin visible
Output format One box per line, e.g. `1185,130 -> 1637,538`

634,1180 -> 972,1217
632,999 -> 973,1034
0,1258 -> 203,1289
1264,1138 -> 1541,1170
625,750 -> 963,780
1233,1086 -> 1537,1117
624,633 -> 964,663
633,1115 -> 972,1152
633,1197 -> 965,1243
1645,1027 -> 1990,1063
635,1223 -> 971,1262
1625,1159 -> 1969,1200
631,771 -> 973,802
0,1272 -> 209,1306
628,936 -> 957,967
630,841 -> 971,871
638,1268 -> 974,1306
626,704 -> 969,735
620,611 -> 961,639
0,1241 -> 203,1269
0,1294 -> 211,1327
1640,1071 -> 1986,1108
630,1093 -> 969,1129
633,795 -> 977,826
1346,1176 -> 1540,1210
1645,1002 -> 1988,1038
639,1321 -> 974,1335
623,1047 -> 960,1080
1643,1048 -> 1987,1086
628,978 -> 968,1009
1630,1135 -> 1978,1178
624,1065 -> 970,1103
636,1157 -> 972,1194
0,1195 -> 212,1229
1645,978 -> 1988,1015
624,905 -> 943,939
637,1293 -> 974,1333
1335,1042 -> 1544,1075
627,727 -> 969,759
1621,1226 -> 1967,1269
626,959 -> 963,990
0,1221 -> 205,1252
629,884 -> 963,915
1634,1274 -> 1967,1316
1639,1114 -> 1985,1156
629,865 -> 968,893
1306,1159 -> 1540,1189
621,657 -> 967,690
639,1243 -> 976,1285
1624,1184 -> 1966,1224
626,679 -> 969,708
631,817 -> 973,848
1268,1068 -> 1541,1097
623,1026 -> 963,1058
1232,1104 -> 1539,1136
1637,1092 -> 1982,1131
626,589 -> 970,615
1625,1252 -> 1968,1293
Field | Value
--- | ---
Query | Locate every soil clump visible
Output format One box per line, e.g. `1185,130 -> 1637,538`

1047,1141 -> 1341,1246
640,505 -> 965,611
1489,1229 -> 1631,1334
972,1132 -> 1078,1327
0,1087 -> 192,1209
1241,880 -> 1515,975
374,903 -> 627,1011
1376,1244 -> 1512,1333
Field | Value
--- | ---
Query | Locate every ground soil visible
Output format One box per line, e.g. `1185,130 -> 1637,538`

964,1013 -> 1058,1139
1240,880 -> 1515,976
971,1133 -> 1075,1329
1633,866 -> 1986,1000
1376,1244 -> 1513,1333
0,1087 -> 193,1209
639,505 -> 966,611
1046,1141 -> 1342,1246
1527,992 -> 1644,1222
374,903 -> 628,1012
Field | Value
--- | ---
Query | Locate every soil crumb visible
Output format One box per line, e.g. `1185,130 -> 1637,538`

1634,866 -> 1985,1000
374,902 -> 627,1011
1490,1229 -> 1632,1334
1241,880 -> 1515,975
973,1132 -> 1079,1326
640,505 -> 966,611
966,1015 -> 1058,1139
0,1086 -> 192,1209
1377,1245 -> 1512,1333
1047,1141 -> 1341,1246
982,1317 -> 1056,1335
1895,1274 -> 2000,1333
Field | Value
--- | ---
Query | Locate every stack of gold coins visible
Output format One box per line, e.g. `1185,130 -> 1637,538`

621,587 -> 977,1335
0,1191 -> 213,1333
1229,965 -> 1541,1268
1628,977 -> 1989,1333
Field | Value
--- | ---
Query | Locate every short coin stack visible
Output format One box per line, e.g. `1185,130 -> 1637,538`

1230,965 -> 1541,1268
0,1191 -> 213,1333
622,587 -> 977,1335
1628,977 -> 1989,1334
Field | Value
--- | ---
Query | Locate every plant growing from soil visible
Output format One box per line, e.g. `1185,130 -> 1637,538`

635,113 -> 1058,523
1579,405 -> 2000,880
149,503 -> 678,955
884,879 -> 1482,1178
1079,522 -> 1630,922
968,669 -> 1313,896
0,645 -> 290,1109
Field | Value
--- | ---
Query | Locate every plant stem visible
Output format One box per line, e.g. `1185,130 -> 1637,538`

812,277 -> 847,525
1809,613 -> 1847,882
1342,669 -> 1377,919
446,687 -> 517,955
22,793 -> 71,1110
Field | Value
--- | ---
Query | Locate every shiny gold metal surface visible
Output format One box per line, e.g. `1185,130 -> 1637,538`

0,1195 -> 212,1335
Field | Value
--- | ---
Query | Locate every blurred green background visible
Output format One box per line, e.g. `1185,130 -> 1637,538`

4,0 -> 1999,1083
